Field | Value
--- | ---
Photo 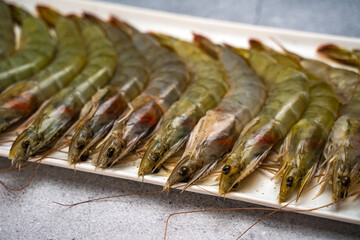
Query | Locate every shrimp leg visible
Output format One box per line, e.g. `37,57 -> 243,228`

0,5 -> 55,92
249,40 -> 340,202
0,5 -> 87,132
67,14 -> 150,164
0,0 -> 15,60
93,18 -> 189,168
9,14 -> 117,166
139,33 -> 228,176
164,34 -> 266,190
219,46 -> 309,196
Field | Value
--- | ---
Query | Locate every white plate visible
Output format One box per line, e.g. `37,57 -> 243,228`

4,0 -> 360,225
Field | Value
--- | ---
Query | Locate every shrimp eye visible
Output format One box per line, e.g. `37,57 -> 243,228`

286,177 -> 293,187
22,140 -> 30,149
151,152 -> 160,162
153,167 -> 161,173
106,148 -> 115,158
76,140 -> 85,150
178,166 -> 188,176
80,152 -> 89,161
222,165 -> 231,175
340,191 -> 347,198
341,177 -> 350,186
233,182 -> 239,189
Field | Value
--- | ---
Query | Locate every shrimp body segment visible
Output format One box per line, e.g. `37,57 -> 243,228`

9,17 -> 117,166
0,6 -> 87,132
139,33 -> 228,176
164,35 -> 266,189
0,5 -> 55,92
94,19 -> 189,168
0,1 -> 15,60
67,15 -> 150,164
219,47 -> 309,196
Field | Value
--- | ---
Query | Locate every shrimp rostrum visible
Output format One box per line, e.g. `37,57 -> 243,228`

164,34 -> 266,190
93,18 -> 189,168
219,45 -> 309,196
67,14 -> 150,164
139,33 -> 228,176
9,14 -> 117,167
0,5 -> 87,132
248,39 -> 340,203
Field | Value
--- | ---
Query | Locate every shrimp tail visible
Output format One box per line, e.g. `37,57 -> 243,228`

192,33 -> 219,59
36,5 -> 60,26
317,43 -> 360,67
8,4 -> 32,23
109,15 -> 139,36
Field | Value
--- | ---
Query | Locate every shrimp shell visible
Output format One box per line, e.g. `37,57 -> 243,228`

219,46 -> 309,196
9,15 -> 117,166
139,33 -> 228,176
0,6 -> 87,132
317,43 -> 360,67
67,14 -> 150,165
0,1 -> 15,60
94,18 -> 189,168
164,34 -> 266,190
0,5 -> 55,92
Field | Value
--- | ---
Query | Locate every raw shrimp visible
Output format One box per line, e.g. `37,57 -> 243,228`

67,14 -> 150,164
249,40 -> 340,203
219,46 -> 309,196
94,18 -> 188,168
317,43 -> 360,67
0,0 -> 15,60
282,47 -> 360,201
139,33 -> 228,176
0,6 -> 87,132
9,15 -> 117,166
0,5 -> 55,92
164,34 -> 266,190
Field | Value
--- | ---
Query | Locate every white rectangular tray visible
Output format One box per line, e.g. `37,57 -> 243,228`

4,0 -> 360,225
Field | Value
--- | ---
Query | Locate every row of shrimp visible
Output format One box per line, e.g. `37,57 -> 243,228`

0,1 -> 359,204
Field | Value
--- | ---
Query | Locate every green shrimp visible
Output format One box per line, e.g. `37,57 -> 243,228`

94,18 -> 189,168
0,0 -> 15,60
219,45 -> 309,196
0,5 -> 87,132
67,14 -> 150,165
9,14 -> 117,166
0,5 -> 55,92
283,46 -> 360,202
249,40 -> 340,203
139,33 -> 228,176
164,34 -> 266,190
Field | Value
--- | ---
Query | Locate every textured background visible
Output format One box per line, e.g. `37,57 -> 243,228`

1,0 -> 360,240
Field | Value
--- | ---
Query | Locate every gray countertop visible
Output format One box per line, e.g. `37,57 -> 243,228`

1,0 -> 360,240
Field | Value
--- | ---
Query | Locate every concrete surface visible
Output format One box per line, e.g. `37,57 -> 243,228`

1,0 -> 360,240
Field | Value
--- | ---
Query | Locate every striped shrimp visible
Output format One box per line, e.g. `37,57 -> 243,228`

283,47 -> 360,201
0,0 -> 15,60
164,35 -> 266,190
93,18 -> 189,168
138,33 -> 228,177
0,6 -> 87,132
249,40 -> 340,202
67,14 -> 150,164
317,44 -> 360,67
9,15 -> 117,167
0,5 -> 55,92
219,46 -> 309,196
